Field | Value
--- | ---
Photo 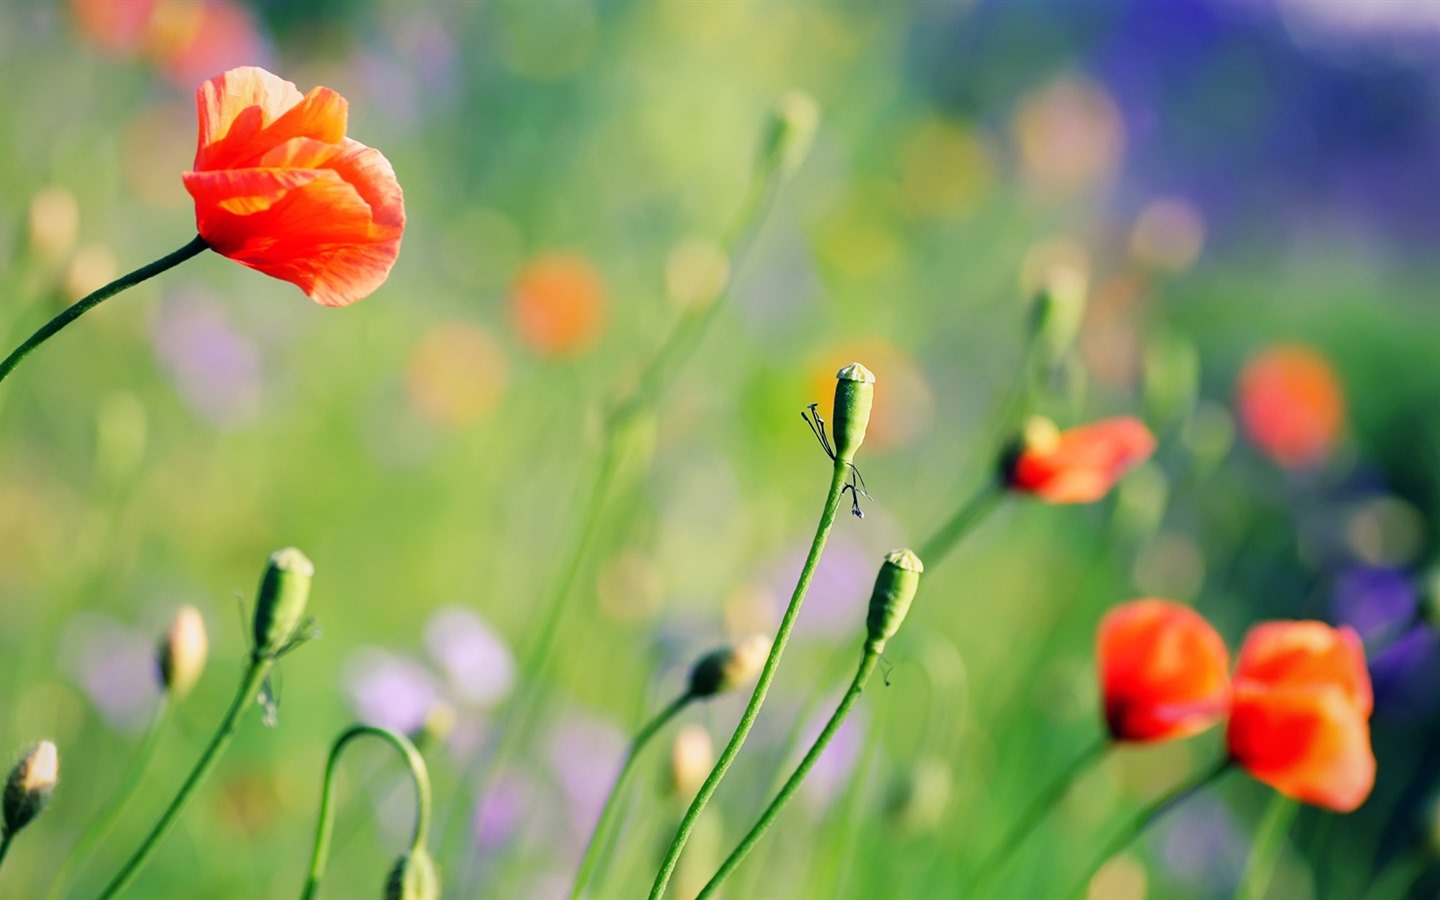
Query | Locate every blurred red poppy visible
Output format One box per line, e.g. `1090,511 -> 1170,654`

510,253 -> 606,357
1006,416 -> 1155,504
181,67 -> 405,307
1236,345 -> 1345,468
1227,621 -> 1374,812
1098,599 -> 1230,742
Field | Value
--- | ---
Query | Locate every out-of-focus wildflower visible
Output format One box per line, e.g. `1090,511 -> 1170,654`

26,186 -> 79,263
182,67 -> 406,307
799,709 -> 864,811
1155,793 -> 1246,894
157,605 -> 208,700
669,724 -> 714,800
63,614 -> 162,732
547,713 -> 626,838
1005,416 -> 1156,504
61,244 -> 118,302
406,324 -> 508,427
147,0 -> 269,89
424,606 -> 515,707
1332,567 -> 1440,720
153,291 -> 263,429
1227,621 -> 1374,812
1097,599 -> 1230,742
3,741 -> 58,838
1236,344 -> 1345,468
687,635 -> 772,699
345,649 -> 442,736
1013,76 -> 1125,195
69,0 -> 158,54
510,253 -> 606,357
1130,197 -> 1206,272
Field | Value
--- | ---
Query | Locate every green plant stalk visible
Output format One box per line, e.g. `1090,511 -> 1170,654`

0,235 -> 208,388
1067,757 -> 1232,899
97,655 -> 272,899
968,736 -> 1109,898
301,725 -> 432,900
648,461 -> 850,900
569,693 -> 693,900
918,480 -> 1004,566
1236,793 -> 1299,900
46,701 -> 171,900
696,648 -> 879,899
0,832 -> 13,874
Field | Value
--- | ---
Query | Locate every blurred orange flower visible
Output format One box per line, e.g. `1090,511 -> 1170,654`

1006,416 -> 1155,504
1227,621 -> 1374,812
181,67 -> 405,307
1098,599 -> 1230,743
510,253 -> 606,357
1236,345 -> 1345,468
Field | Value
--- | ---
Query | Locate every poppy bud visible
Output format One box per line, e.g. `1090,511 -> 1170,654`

252,547 -> 314,659
384,848 -> 441,900
687,635 -> 772,699
760,90 -> 819,179
1028,266 -> 1087,372
832,362 -> 876,463
865,549 -> 924,655
669,724 -> 715,800
3,741 -> 58,838
157,605 -> 209,700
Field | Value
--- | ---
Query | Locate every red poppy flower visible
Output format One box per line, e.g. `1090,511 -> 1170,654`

1236,345 -> 1345,468
181,67 -> 405,307
1006,416 -> 1156,504
510,253 -> 606,357
1098,599 -> 1230,742
1227,621 -> 1374,812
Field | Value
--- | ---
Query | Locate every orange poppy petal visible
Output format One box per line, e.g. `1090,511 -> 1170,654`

1235,622 -> 1372,717
1228,683 -> 1375,812
193,67 -> 306,170
1098,599 -> 1230,742
1010,416 -> 1156,504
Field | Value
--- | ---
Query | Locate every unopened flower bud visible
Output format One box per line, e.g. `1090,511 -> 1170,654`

27,186 -> 79,263
384,848 -> 440,900
832,362 -> 875,463
3,741 -> 57,838
759,90 -> 820,179
687,634 -> 772,699
1028,266 -> 1087,370
252,548 -> 314,659
410,703 -> 457,753
669,724 -> 714,800
865,549 -> 924,655
158,605 -> 208,699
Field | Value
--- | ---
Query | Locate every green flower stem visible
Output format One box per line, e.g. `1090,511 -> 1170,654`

648,460 -> 850,900
1067,757 -> 1232,899
1236,793 -> 1298,900
0,833 -> 14,874
0,235 -> 207,388
696,647 -> 879,899
46,701 -> 171,900
918,479 -> 1004,567
449,145 -> 788,875
301,725 -> 432,900
569,692 -> 694,900
97,654 -> 272,899
968,736 -> 1109,898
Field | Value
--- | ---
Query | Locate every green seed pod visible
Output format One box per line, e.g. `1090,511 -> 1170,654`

251,548 -> 314,659
1027,266 -> 1087,373
384,848 -> 441,900
687,634 -> 772,699
832,362 -> 875,463
865,549 -> 924,655
3,741 -> 57,838
759,90 -> 820,179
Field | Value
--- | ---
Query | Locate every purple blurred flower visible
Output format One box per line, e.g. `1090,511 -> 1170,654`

344,648 -> 440,734
153,290 -> 262,428
799,707 -> 865,810
1332,566 -> 1416,646
546,712 -> 626,842
1331,566 -> 1440,720
472,769 -> 536,852
1155,793 -> 1246,896
769,533 -> 874,641
425,606 -> 515,707
1369,624 -> 1440,720
61,614 -> 160,733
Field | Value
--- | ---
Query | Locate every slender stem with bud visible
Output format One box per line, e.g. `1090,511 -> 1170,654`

967,736 -> 1109,897
0,833 -> 13,874
697,649 -> 879,898
301,725 -> 433,900
47,702 -> 171,900
918,479 -> 1004,567
569,692 -> 694,900
0,236 -> 207,388
648,461 -> 850,900
1066,758 -> 1232,899
97,656 -> 272,899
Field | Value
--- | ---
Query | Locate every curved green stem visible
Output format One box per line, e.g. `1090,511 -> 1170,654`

0,235 -> 207,388
918,480 -> 1003,567
968,736 -> 1109,898
697,648 -> 879,899
0,832 -> 14,875
1067,757 -> 1232,899
46,701 -> 171,900
1236,793 -> 1298,900
569,693 -> 693,900
649,461 -> 850,900
97,654 -> 272,899
301,725 -> 433,900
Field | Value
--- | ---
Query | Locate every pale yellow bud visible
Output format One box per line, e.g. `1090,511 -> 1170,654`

158,605 -> 208,699
687,634 -> 772,698
27,187 -> 79,263
3,740 -> 57,837
669,724 -> 714,800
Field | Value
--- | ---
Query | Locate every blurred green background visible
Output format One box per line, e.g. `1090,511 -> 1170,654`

3,0 -> 1440,898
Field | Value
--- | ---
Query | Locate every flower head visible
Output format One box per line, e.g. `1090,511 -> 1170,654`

1226,621 -> 1374,812
3,741 -> 58,837
182,66 -> 405,307
1098,599 -> 1230,742
1236,345 -> 1344,468
1005,416 -> 1156,504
